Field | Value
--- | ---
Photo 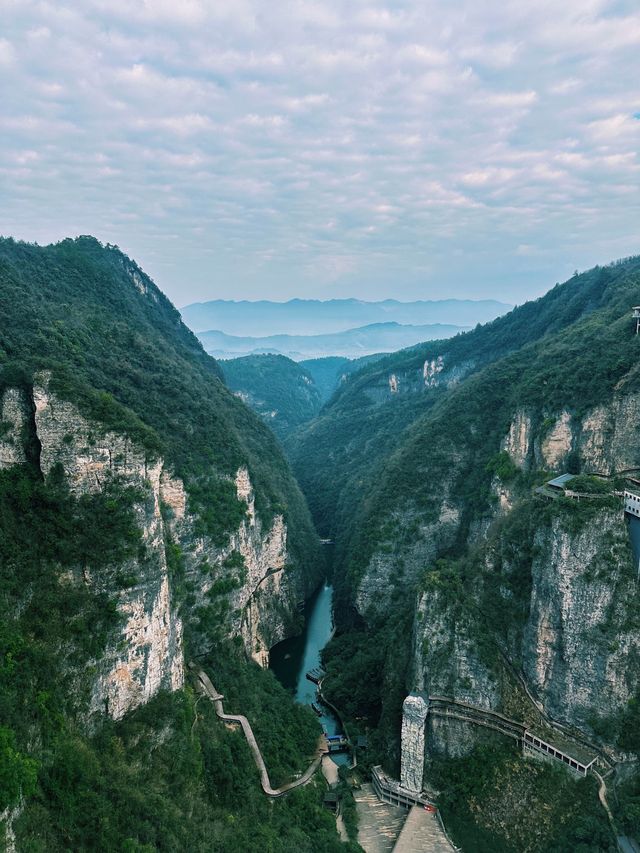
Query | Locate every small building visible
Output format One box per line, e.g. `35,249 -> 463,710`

546,473 -> 575,492
633,306 -> 640,335
625,491 -> 640,519
323,792 -> 339,812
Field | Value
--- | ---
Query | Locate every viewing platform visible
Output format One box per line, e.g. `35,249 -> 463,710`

523,730 -> 598,775
372,766 -> 436,810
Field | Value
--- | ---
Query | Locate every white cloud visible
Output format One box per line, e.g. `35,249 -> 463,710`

1,0 -> 639,303
0,37 -> 16,64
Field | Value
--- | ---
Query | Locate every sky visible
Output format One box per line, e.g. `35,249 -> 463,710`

1,0 -> 639,307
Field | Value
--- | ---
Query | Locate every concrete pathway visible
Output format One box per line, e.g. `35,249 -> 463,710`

193,664 -> 327,798
354,783 -> 407,853
392,806 -> 455,852
322,754 -> 340,786
322,755 -> 349,842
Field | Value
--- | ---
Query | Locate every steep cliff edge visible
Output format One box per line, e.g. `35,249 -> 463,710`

0,237 -> 327,849
309,257 -> 640,849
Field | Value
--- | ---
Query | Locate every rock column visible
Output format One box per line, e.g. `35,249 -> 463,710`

400,693 -> 429,792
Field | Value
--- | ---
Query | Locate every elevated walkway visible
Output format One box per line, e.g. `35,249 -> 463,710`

190,662 -> 327,798
428,696 -> 600,776
372,766 -> 436,809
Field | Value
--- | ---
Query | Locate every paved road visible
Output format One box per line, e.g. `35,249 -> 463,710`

392,806 -> 456,853
193,664 -> 327,798
355,783 -> 407,853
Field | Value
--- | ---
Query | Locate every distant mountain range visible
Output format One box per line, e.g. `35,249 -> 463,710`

181,297 -> 511,337
198,321 -> 469,361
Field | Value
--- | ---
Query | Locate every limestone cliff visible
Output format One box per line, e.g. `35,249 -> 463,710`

404,391 -> 640,768
1,373 -> 306,721
522,511 -> 640,733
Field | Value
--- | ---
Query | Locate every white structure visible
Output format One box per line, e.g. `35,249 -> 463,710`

633,307 -> 640,335
625,491 -> 640,518
400,693 -> 429,793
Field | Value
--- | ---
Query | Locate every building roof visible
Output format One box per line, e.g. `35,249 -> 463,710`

547,473 -> 575,489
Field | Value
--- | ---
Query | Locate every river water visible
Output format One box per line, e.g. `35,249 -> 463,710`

270,583 -> 348,763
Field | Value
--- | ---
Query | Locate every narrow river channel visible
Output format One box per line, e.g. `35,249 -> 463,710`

270,583 -> 349,765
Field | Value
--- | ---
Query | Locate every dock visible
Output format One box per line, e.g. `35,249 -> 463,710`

306,667 -> 325,684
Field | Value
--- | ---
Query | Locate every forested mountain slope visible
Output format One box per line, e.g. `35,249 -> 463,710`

220,354 -> 323,439
0,237 -> 352,851
288,260 -> 639,542
300,355 -> 385,404
219,353 -> 387,439
291,256 -> 640,850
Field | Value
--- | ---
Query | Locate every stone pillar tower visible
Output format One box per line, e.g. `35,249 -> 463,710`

400,693 -> 429,792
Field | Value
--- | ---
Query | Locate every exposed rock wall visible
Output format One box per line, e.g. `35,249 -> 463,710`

398,393 -> 640,773
4,374 -> 305,720
400,693 -> 429,791
163,464 -> 297,667
501,409 -> 532,469
498,393 -> 640,476
361,355 -> 477,404
0,387 -> 30,469
523,511 -> 640,731
33,373 -> 184,720
0,803 -> 20,853
354,504 -> 460,617
580,392 -> 640,473
539,411 -> 573,470
412,588 -> 500,709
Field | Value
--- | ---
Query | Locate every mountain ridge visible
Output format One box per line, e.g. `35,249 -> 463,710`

182,296 -> 511,336
199,320 -> 469,361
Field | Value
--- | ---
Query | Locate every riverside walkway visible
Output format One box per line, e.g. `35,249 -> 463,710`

192,663 -> 328,798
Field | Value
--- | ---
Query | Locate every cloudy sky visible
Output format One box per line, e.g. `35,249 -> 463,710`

2,0 -> 639,306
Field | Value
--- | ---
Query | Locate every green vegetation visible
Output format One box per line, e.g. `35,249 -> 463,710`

566,474 -> 613,494
431,744 -> 615,853
0,236 -> 317,563
0,464 -> 142,751
14,679 -> 361,852
289,257 -> 640,549
617,770 -> 640,839
300,355 -> 385,404
0,236 -> 333,849
221,354 -> 323,439
286,256 -> 640,850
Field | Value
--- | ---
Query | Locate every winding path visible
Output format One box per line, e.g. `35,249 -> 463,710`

192,663 -> 328,798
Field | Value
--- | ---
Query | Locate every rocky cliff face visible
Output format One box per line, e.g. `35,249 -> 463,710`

170,463 -> 298,668
523,511 -> 640,732
362,354 -> 476,405
399,392 -> 640,769
1,373 -> 304,721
